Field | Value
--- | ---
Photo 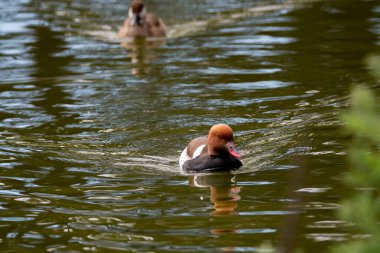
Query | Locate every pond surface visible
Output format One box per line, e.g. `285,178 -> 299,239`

0,0 -> 379,252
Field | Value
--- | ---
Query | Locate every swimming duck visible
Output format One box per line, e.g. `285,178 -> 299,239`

118,0 -> 166,38
180,124 -> 242,173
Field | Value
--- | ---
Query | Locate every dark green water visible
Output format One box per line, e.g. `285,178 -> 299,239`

0,0 -> 379,252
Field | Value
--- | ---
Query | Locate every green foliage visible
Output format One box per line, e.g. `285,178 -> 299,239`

341,86 -> 380,188
330,84 -> 380,253
366,55 -> 380,80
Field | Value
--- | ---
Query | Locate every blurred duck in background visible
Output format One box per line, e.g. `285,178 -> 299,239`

119,0 -> 166,38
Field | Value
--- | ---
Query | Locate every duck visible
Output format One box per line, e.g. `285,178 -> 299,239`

118,0 -> 166,38
180,124 -> 242,173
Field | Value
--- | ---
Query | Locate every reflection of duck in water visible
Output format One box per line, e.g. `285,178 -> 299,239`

180,124 -> 242,173
123,40 -> 163,76
189,174 -> 241,216
119,0 -> 166,38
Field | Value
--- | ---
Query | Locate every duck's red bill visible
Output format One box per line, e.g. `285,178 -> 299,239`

226,141 -> 242,158
228,148 -> 242,159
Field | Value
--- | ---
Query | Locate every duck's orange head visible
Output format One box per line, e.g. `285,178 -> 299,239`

207,124 -> 241,158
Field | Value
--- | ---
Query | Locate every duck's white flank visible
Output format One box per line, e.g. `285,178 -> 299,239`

179,144 -> 206,168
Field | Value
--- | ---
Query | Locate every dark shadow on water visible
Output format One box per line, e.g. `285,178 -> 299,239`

25,21 -> 87,190
0,22 -> 89,250
27,25 -> 80,135
274,4 -> 380,252
286,0 -> 378,90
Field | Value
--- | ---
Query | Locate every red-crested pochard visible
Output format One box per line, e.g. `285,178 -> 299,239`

118,0 -> 166,38
180,124 -> 242,173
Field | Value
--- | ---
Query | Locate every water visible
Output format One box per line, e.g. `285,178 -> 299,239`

0,0 -> 379,252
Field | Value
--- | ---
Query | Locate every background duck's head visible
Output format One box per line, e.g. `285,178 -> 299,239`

128,0 -> 147,26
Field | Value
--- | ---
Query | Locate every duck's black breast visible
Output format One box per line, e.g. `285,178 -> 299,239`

182,154 -> 242,173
